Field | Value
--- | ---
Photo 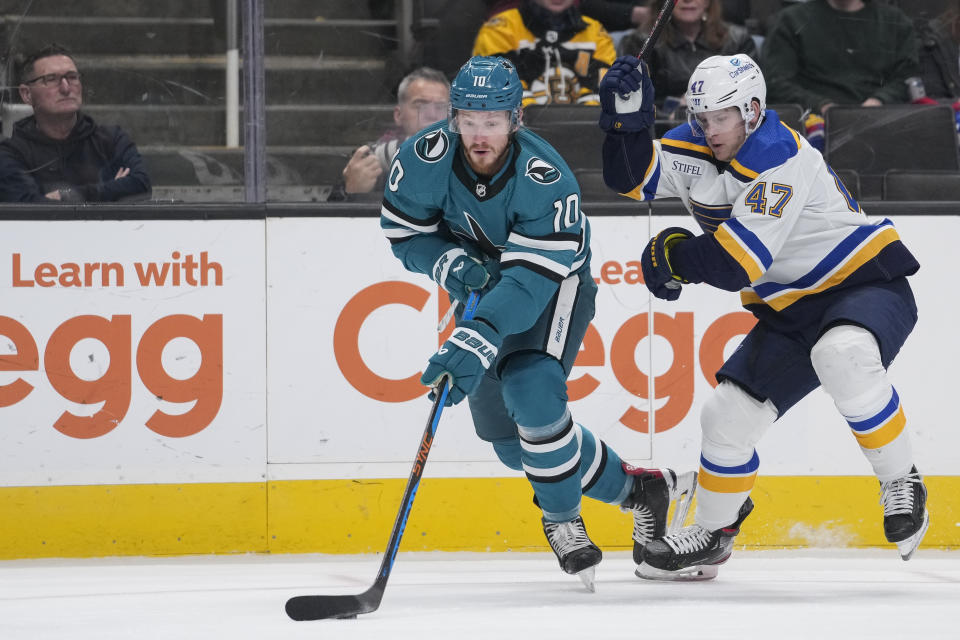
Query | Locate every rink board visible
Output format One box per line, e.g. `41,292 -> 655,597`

0,216 -> 956,558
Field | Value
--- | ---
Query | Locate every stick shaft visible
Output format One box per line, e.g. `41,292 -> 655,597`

637,0 -> 679,60
285,291 -> 481,621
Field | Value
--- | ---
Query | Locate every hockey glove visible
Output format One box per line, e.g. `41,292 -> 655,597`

421,319 -> 501,406
433,248 -> 491,305
641,227 -> 694,301
599,56 -> 655,133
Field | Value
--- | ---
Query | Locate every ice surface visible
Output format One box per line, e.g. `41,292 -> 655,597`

1,549 -> 957,639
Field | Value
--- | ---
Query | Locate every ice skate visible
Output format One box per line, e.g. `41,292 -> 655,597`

542,516 -> 602,592
880,465 -> 929,561
620,464 -> 698,564
636,497 -> 753,581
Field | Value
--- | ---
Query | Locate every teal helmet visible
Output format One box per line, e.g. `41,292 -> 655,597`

449,56 -> 523,133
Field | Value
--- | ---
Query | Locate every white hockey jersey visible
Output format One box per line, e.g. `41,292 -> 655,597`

604,109 -> 919,329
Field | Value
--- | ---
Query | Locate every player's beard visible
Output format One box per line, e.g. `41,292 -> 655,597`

464,137 -> 511,177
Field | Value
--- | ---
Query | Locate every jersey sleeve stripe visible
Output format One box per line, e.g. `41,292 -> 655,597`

383,227 -> 419,239
621,143 -> 662,201
501,260 -> 566,283
380,200 -> 442,233
507,231 -> 581,252
743,221 -> 902,311
500,251 -> 571,278
713,218 -> 771,281
662,138 -> 713,157
727,159 -> 759,183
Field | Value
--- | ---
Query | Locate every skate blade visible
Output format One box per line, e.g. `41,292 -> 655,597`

667,471 -> 698,534
635,561 -> 717,582
577,566 -> 597,592
896,510 -> 930,561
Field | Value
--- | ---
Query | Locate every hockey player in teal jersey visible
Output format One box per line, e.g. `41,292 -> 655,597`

599,53 -> 930,580
380,55 -> 696,590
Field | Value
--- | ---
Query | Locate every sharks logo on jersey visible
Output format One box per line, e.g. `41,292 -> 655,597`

525,157 -> 561,185
415,129 -> 450,163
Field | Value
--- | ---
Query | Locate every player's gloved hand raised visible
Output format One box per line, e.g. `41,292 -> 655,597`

433,248 -> 491,305
421,319 -> 501,405
599,56 -> 656,133
641,227 -> 693,301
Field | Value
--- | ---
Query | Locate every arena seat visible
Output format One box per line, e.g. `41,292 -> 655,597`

883,169 -> 960,201
824,104 -> 960,200
832,168 -> 862,203
767,103 -> 804,132
523,105 -> 604,172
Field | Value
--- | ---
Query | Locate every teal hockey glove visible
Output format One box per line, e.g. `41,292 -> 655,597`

433,248 -> 491,305
599,56 -> 656,133
641,227 -> 693,301
421,319 -> 501,406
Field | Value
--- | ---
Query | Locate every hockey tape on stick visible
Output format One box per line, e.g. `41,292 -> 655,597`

437,299 -> 459,332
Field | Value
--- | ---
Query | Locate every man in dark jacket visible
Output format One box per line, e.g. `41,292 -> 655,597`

762,0 -> 919,115
0,44 -> 151,203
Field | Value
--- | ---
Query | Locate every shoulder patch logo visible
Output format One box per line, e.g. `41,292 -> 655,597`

415,129 -> 449,163
525,157 -> 561,185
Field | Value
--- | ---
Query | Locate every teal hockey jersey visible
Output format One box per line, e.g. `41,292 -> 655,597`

380,123 -> 591,338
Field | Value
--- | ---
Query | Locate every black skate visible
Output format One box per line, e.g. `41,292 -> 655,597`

620,464 -> 697,564
880,465 -> 929,561
636,497 -> 754,581
542,516 -> 602,592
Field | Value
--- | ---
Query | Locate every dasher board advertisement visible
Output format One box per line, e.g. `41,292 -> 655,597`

0,221 -> 266,487
265,216 -> 950,479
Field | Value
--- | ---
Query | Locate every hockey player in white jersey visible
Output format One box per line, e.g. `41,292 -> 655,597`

599,53 -> 929,579
380,56 -> 696,590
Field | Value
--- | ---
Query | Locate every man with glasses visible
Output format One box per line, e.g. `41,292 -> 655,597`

329,67 -> 450,201
0,43 -> 150,203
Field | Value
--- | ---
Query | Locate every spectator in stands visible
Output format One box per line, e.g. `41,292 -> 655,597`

0,44 -> 151,203
484,0 -> 651,34
619,0 -> 756,118
473,0 -> 617,106
330,67 -> 449,201
915,3 -> 960,102
762,0 -> 919,115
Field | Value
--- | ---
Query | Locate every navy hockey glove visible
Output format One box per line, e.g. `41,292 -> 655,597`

421,319 -> 501,406
599,56 -> 656,133
433,248 -> 491,305
641,227 -> 693,301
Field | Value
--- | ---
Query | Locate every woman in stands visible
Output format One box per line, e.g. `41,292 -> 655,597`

618,0 -> 756,119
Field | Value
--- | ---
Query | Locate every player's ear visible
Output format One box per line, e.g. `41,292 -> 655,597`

750,99 -> 762,126
394,104 -> 402,126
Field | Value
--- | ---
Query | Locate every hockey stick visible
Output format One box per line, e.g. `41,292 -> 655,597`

285,291 -> 481,621
637,0 -> 678,61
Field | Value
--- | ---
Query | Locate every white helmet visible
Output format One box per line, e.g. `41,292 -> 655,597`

685,54 -> 766,137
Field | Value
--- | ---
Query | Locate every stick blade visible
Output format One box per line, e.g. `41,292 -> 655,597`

285,592 -> 380,621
